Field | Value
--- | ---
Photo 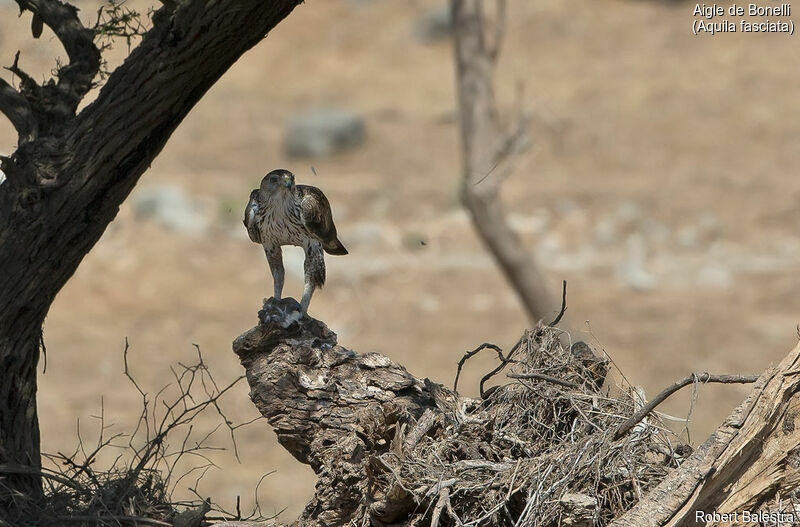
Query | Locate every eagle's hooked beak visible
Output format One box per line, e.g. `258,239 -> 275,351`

281,174 -> 292,188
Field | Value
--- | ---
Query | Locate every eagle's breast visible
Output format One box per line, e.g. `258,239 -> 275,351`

257,193 -> 309,248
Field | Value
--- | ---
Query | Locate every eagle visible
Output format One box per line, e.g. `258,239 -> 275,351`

244,169 -> 348,313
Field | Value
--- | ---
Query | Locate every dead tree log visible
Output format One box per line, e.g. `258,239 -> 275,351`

234,298 -> 669,526
233,298 -> 442,526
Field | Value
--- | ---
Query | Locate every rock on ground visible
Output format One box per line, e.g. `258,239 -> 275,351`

132,184 -> 209,235
413,5 -> 452,43
284,107 -> 366,157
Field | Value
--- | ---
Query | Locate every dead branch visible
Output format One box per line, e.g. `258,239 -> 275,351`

547,280 -> 568,327
0,463 -> 80,491
613,373 -> 759,441
454,342 -> 505,393
13,343 -> 272,527
465,283 -> 569,398
506,372 -> 580,390
451,0 -> 558,323
234,298 -> 440,526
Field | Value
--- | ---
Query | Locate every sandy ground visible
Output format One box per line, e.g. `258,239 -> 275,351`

2,0 -> 800,519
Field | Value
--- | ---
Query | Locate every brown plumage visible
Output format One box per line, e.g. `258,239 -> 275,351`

243,169 -> 347,313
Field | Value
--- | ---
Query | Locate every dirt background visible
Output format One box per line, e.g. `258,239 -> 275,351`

1,0 -> 799,519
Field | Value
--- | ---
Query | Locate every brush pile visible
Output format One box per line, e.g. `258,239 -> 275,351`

372,327 -> 687,526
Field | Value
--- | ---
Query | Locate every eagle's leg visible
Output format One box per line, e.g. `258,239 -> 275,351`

300,243 -> 326,313
264,245 -> 285,300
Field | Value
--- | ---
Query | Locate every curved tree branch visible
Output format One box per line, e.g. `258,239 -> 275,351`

0,76 -> 36,140
15,0 -> 100,112
612,373 -> 759,441
610,341 -> 800,526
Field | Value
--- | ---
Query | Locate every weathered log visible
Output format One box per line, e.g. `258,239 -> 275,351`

233,298 -> 442,527
233,299 -> 671,527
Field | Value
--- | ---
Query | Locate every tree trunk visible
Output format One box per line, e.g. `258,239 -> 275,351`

0,326 -> 43,503
233,298 -> 440,526
451,0 -> 557,323
0,0 -> 303,515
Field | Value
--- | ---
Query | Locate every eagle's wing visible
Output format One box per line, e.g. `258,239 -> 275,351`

297,185 -> 348,255
243,189 -> 262,244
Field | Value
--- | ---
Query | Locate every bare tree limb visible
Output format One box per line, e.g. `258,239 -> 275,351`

453,342 -> 504,393
451,0 -> 557,323
0,77 -> 36,140
547,280 -> 567,327
613,373 -> 759,441
506,372 -> 580,390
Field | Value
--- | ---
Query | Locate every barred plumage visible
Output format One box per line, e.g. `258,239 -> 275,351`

243,169 -> 347,313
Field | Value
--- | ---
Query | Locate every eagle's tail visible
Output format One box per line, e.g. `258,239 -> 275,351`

324,238 -> 348,256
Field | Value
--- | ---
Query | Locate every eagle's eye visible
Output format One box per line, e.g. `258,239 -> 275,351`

269,175 -> 278,183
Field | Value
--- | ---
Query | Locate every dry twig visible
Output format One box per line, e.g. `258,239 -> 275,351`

613,373 -> 759,440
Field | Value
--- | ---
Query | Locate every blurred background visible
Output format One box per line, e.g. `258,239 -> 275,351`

1,0 -> 799,519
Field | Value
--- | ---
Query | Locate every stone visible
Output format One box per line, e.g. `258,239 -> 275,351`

413,5 -> 452,43
696,263 -> 733,288
284,107 -> 366,157
616,234 -> 656,290
132,184 -> 208,235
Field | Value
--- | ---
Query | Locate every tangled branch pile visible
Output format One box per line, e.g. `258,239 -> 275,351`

375,328 -> 686,526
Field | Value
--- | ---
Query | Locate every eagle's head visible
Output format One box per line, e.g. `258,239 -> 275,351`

260,169 -> 295,199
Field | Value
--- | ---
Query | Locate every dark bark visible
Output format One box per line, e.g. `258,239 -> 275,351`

0,329 -> 42,505
0,0 -> 303,515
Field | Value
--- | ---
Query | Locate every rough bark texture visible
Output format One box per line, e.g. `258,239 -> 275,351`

0,0 -> 303,514
610,340 -> 800,526
234,298 -> 442,527
452,0 -> 557,323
